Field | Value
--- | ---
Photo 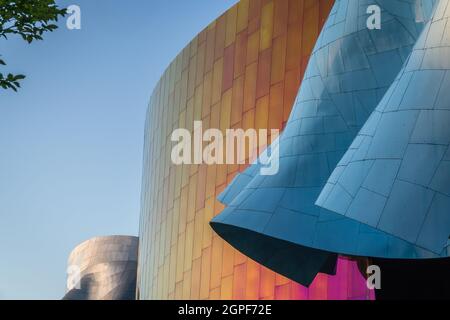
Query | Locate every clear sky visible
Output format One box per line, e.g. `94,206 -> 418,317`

0,0 -> 238,300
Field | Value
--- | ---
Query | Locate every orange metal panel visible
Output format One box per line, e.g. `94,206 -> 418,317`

196,165 -> 207,211
260,1 -> 274,51
215,15 -> 227,60
271,34 -> 287,85
302,0 -> 320,57
243,62 -> 258,111
191,258 -> 202,299
255,95 -> 269,131
178,186 -> 188,234
234,249 -> 248,266
283,67 -> 301,122
308,273 -> 328,300
245,259 -> 260,300
248,0 -> 262,34
233,32 -> 248,79
259,266 -> 275,299
232,264 -> 247,299
222,241 -> 235,278
212,58 -> 224,105
168,245 -> 177,295
275,283 -> 291,300
199,247 -> 212,299
236,0 -> 250,33
202,197 -> 215,249
204,164 -> 217,200
205,26 -> 216,73
137,0 -> 373,301
222,44 -> 235,93
225,6 -> 238,47
256,48 -> 272,99
286,22 -> 301,71
210,287 -> 221,300
176,232 -> 185,283
269,82 -> 284,129
194,87 -> 203,123
182,270 -> 192,299
246,31 -> 260,65
192,209 -> 204,260
230,75 -> 245,126
220,89 -> 232,133
210,235 -> 223,289
202,71 -> 213,118
273,0 -> 288,38
220,275 -> 233,300
184,221 -> 194,272
175,281 -> 183,300
187,55 -> 197,100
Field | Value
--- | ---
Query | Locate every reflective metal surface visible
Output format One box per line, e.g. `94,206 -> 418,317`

212,0 -> 438,286
318,0 -> 450,259
63,236 -> 138,300
138,0 -> 373,300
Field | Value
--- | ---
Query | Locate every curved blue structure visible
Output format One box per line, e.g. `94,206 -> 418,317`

211,0 -> 439,286
317,0 -> 450,259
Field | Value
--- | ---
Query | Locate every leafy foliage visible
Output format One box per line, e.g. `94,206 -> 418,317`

0,0 -> 66,92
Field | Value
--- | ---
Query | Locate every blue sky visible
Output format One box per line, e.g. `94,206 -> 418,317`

0,0 -> 237,300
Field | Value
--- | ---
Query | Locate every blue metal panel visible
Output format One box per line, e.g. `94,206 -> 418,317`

212,0 -> 439,286
318,0 -> 450,257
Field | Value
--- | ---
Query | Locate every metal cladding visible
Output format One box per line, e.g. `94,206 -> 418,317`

139,0 -> 374,300
211,0 -> 437,286
317,0 -> 450,259
63,236 -> 138,300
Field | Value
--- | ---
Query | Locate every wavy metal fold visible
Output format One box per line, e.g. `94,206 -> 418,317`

211,0 -> 438,286
317,0 -> 450,259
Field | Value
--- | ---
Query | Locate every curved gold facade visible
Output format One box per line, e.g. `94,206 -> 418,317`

138,0 -> 373,300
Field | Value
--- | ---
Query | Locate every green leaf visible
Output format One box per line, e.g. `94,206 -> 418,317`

0,0 -> 67,92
